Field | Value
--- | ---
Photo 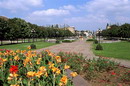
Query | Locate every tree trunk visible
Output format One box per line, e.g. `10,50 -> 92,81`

22,39 -> 23,43
17,39 -> 18,43
28,38 -> 30,43
41,38 -> 42,41
0,40 -> 3,45
11,40 -> 12,44
24,38 -> 25,43
36,38 -> 37,42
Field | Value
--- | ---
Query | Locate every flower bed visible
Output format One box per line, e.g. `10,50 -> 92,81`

58,52 -> 130,86
0,49 -> 76,86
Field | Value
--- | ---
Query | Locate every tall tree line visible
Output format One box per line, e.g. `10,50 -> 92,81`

0,17 -> 74,45
101,23 -> 130,39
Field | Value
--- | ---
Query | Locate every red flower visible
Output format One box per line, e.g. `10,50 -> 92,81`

6,50 -> 11,53
111,71 -> 116,75
9,65 -> 18,73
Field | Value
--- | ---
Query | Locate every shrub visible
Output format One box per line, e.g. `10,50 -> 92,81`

30,44 -> 36,49
86,39 -> 94,41
56,40 -> 62,44
94,40 -> 98,44
127,40 -> 130,42
62,40 -> 73,43
95,44 -> 103,50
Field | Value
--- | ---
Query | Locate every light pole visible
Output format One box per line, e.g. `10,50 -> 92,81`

31,29 -> 36,42
56,31 -> 59,39
98,29 -> 101,44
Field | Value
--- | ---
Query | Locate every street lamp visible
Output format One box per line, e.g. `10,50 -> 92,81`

31,29 -> 36,42
98,29 -> 101,44
56,31 -> 59,39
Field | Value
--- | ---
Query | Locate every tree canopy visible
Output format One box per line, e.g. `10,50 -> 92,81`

0,17 -> 74,44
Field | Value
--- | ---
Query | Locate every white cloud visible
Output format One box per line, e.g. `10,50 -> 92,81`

31,9 -> 70,16
26,0 -> 43,6
26,5 -> 73,24
84,0 -> 130,16
64,14 -> 109,23
25,5 -> 73,25
60,5 -> 78,12
0,0 -> 43,11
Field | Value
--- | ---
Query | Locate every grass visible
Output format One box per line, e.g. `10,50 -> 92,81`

0,41 -> 56,50
1,38 -> 44,45
93,41 -> 130,60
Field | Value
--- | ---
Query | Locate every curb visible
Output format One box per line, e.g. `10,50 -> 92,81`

66,69 -> 91,86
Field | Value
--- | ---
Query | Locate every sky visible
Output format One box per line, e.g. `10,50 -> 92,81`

0,0 -> 130,31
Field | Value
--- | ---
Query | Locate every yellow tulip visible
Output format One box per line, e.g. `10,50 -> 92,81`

21,50 -> 26,54
3,58 -> 7,62
35,71 -> 43,78
59,82 -> 63,86
39,66 -> 46,72
45,72 -> 48,77
7,77 -> 13,81
36,58 -> 42,65
64,65 -> 70,69
14,55 -> 20,61
48,62 -> 54,69
56,69 -> 61,75
16,49 -> 21,53
27,71 -> 36,78
60,75 -> 68,85
70,72 -> 78,77
55,56 -> 61,63
52,67 -> 57,72
27,46 -> 31,50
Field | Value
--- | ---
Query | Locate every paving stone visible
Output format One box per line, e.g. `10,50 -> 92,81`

66,69 -> 91,86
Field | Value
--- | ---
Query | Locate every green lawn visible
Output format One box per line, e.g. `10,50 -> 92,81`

0,41 -> 56,50
93,41 -> 130,60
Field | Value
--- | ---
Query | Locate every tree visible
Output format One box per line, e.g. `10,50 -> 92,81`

0,17 -> 9,45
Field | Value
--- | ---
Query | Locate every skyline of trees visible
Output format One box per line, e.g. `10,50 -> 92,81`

0,17 -> 74,45
101,23 -> 130,39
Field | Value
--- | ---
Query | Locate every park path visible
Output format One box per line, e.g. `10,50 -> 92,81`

36,39 -> 96,59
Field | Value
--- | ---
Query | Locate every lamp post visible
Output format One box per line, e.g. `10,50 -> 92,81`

98,29 -> 101,44
56,31 -> 59,39
31,29 -> 36,42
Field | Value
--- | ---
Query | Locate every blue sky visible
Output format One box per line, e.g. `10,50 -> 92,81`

0,0 -> 130,31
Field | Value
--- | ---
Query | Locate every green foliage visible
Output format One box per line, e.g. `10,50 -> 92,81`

102,23 -> 130,38
62,40 -> 74,43
95,44 -> 103,50
30,44 -> 36,49
56,40 -> 62,44
121,71 -> 130,82
95,58 -> 118,71
58,52 -> 119,81
0,17 -> 74,45
58,52 -> 85,74
93,40 -> 98,44
86,39 -> 95,41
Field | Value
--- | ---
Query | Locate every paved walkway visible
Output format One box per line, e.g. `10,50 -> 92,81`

36,39 -> 95,59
